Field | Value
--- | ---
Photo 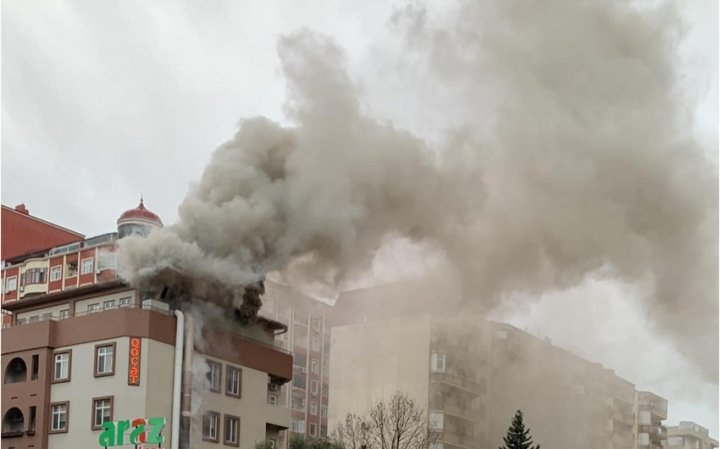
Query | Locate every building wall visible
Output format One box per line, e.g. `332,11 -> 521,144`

191,354 -> 290,449
1,205 -> 83,261
328,314 -> 432,431
48,336 -> 175,449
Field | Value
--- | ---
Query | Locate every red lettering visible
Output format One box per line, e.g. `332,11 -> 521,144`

128,337 -> 142,386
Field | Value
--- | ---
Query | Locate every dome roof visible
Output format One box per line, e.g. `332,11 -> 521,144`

117,198 -> 163,227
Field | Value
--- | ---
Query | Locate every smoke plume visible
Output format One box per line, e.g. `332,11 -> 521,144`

118,1 -> 717,379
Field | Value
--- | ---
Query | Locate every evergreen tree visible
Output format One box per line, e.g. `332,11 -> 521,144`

499,410 -> 540,449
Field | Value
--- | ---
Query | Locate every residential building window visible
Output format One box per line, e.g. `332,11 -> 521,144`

42,313 -> 53,321
311,316 -> 321,331
311,336 -> 320,352
94,343 -> 115,377
87,303 -> 100,314
309,423 -> 317,437
311,359 -> 319,374
5,276 -> 17,292
291,419 -> 305,434
268,394 -> 278,405
202,411 -> 220,442
50,266 -> 62,281
431,352 -> 446,373
224,415 -> 240,446
206,360 -> 222,393
81,258 -> 94,274
311,380 -> 318,396
65,262 -> 78,278
59,309 -> 70,319
28,315 -> 39,323
103,300 -> 115,310
310,401 -> 318,416
226,366 -> 242,398
53,350 -> 71,382
92,397 -> 113,430
50,402 -> 69,433
118,297 -> 132,308
429,412 -> 444,431
321,405 -> 328,418
24,268 -> 47,285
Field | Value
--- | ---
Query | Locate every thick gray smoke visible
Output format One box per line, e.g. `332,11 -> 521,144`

118,1 -> 717,379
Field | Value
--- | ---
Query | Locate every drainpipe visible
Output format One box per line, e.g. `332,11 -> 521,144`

171,310 -> 185,449
180,313 -> 194,449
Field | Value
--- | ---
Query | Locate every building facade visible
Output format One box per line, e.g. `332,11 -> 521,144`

664,422 -> 719,449
2,201 -> 293,449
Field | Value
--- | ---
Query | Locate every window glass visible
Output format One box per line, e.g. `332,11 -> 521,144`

51,403 -> 68,431
81,258 -> 94,274
96,345 -> 114,375
93,398 -> 112,428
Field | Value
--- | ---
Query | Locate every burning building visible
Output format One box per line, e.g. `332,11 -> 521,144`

1,202 -> 293,449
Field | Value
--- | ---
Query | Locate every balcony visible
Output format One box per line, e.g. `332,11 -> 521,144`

431,372 -> 484,395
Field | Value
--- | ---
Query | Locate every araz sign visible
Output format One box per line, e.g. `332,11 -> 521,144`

99,417 -> 166,447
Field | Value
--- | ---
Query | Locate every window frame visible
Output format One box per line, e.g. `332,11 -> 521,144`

309,401 -> 318,416
80,257 -> 94,274
311,380 -> 319,396
49,401 -> 70,434
311,359 -> 319,374
207,360 -> 222,393
91,396 -> 114,430
118,297 -> 132,308
87,303 -> 100,314
50,266 -> 63,282
309,423 -> 317,437
225,365 -> 242,398
52,350 -> 72,383
94,342 -> 116,377
223,414 -> 240,447
103,299 -> 116,311
202,411 -> 221,443
5,276 -> 17,292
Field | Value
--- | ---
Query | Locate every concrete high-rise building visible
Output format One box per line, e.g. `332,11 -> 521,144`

329,302 -> 667,449
635,391 -> 668,449
261,283 -> 332,439
1,201 -> 293,449
664,422 -> 719,449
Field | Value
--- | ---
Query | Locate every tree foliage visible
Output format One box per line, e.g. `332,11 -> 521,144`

499,410 -> 540,449
332,391 -> 436,449
255,436 -> 343,449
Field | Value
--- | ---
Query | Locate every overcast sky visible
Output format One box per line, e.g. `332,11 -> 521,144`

2,0 -> 718,436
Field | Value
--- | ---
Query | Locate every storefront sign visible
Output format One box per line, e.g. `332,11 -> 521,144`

99,417 -> 166,447
128,337 -> 141,386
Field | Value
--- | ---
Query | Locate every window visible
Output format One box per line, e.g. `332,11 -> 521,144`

5,277 -> 17,292
202,411 -> 220,442
94,343 -> 115,377
431,352 -> 446,373
224,415 -> 240,446
28,315 -> 39,323
226,366 -> 242,397
429,412 -> 444,431
24,268 -> 47,285
638,410 -> 651,425
103,300 -> 115,310
291,419 -> 305,433
311,315 -> 321,331
53,350 -> 71,382
268,394 -> 278,405
81,258 -> 94,274
311,359 -> 319,374
50,266 -> 62,281
309,423 -> 317,437
321,405 -> 328,418
310,401 -> 318,416
118,297 -> 132,308
59,309 -> 70,319
42,313 -> 53,321
65,261 -> 78,278
87,303 -> 100,314
311,380 -> 319,395
311,336 -> 320,352
92,397 -> 113,429
638,433 -> 649,446
206,360 -> 222,393
31,355 -> 39,380
50,402 -> 69,433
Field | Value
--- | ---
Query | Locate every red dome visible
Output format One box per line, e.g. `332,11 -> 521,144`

117,198 -> 163,226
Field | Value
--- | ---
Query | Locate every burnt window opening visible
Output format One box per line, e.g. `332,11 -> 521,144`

4,358 -> 27,384
2,408 -> 24,437
31,355 -> 39,381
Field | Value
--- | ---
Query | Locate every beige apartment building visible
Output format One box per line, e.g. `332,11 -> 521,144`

2,201 -> 293,449
329,309 -> 668,449
664,422 -> 719,449
636,391 -> 668,449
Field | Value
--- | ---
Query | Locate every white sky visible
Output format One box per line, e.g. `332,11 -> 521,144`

2,0 -> 717,437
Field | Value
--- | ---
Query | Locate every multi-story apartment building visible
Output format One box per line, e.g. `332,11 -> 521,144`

1,201 -> 293,449
329,281 -> 668,449
1,204 -> 84,261
635,391 -> 668,449
664,422 -> 719,449
261,283 -> 332,439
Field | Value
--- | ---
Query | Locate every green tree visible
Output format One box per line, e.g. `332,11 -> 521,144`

499,410 -> 540,449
